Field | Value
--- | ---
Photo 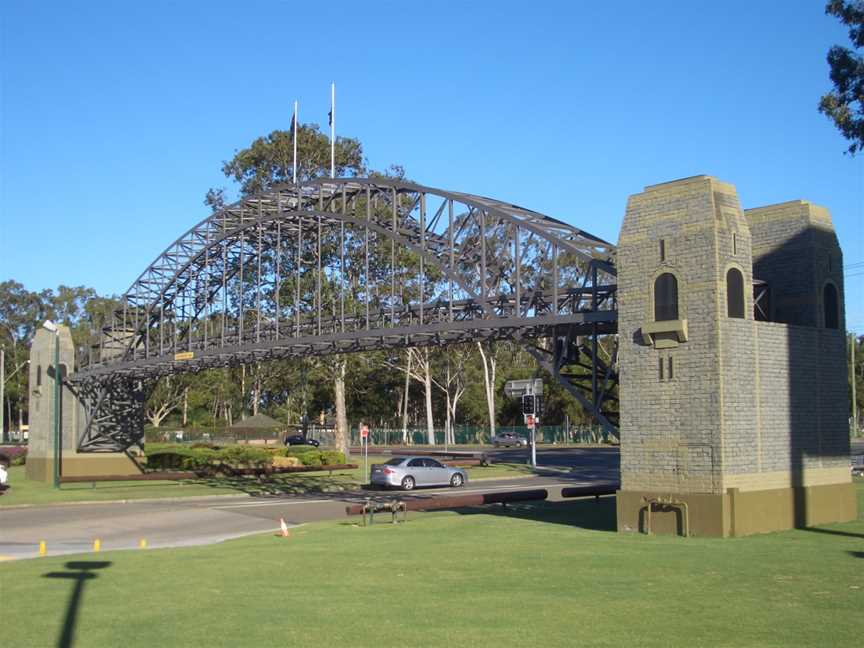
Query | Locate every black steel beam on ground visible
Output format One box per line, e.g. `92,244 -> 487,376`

560,484 -> 619,498
345,488 -> 549,516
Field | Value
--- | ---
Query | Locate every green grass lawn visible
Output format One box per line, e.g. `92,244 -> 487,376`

0,466 -> 242,506
3,482 -> 862,648
0,458 -> 532,507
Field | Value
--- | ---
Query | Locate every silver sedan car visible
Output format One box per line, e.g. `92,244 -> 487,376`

491,432 -> 528,448
370,456 -> 468,491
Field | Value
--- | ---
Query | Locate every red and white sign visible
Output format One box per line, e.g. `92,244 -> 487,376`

526,415 -> 535,428
360,425 -> 369,439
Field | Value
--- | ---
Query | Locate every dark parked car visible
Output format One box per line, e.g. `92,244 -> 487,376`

284,434 -> 320,447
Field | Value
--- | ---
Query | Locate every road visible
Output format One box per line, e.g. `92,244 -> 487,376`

0,447 -> 619,561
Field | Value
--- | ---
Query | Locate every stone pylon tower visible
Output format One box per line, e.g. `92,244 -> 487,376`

26,325 -> 140,482
615,176 -> 855,537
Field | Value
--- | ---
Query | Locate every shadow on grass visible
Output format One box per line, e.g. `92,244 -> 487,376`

452,496 -> 617,532
57,482 -> 187,492
802,527 -> 864,540
186,472 -> 361,497
848,551 -> 864,559
43,561 -> 112,648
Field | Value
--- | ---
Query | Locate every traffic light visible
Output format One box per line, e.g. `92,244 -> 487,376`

522,394 -> 535,415
535,394 -> 544,416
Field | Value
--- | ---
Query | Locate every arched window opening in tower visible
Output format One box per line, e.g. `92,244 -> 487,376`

654,273 -> 678,321
726,268 -> 745,319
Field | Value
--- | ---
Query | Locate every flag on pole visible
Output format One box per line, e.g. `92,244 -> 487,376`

330,82 -> 335,179
292,100 -> 298,185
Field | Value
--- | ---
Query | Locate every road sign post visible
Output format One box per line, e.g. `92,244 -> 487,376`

361,424 -> 369,482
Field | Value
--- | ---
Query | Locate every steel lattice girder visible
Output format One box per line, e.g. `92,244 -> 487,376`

73,176 -> 619,450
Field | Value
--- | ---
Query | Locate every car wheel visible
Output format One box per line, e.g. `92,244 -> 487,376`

401,476 -> 415,491
450,473 -> 464,488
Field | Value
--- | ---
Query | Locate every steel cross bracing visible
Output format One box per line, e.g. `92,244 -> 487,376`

72,177 -> 619,451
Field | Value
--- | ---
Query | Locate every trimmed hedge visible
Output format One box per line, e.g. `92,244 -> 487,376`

279,445 -> 319,456
320,450 -> 346,466
145,445 -> 271,473
144,444 -> 345,473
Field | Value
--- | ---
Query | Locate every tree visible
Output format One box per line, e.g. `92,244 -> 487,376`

820,1 -> 864,153
385,348 -> 437,444
435,345 -> 469,445
145,376 -> 188,428
207,122 -> 367,455
476,341 -> 500,441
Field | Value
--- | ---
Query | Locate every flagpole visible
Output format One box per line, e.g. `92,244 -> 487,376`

293,100 -> 298,185
330,82 -> 335,179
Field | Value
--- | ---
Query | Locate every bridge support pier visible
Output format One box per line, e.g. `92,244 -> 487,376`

26,325 -> 141,482
615,176 -> 855,537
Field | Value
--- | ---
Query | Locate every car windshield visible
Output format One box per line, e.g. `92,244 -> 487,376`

385,458 -> 406,466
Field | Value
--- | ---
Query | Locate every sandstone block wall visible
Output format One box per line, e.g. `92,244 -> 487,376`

746,201 -> 845,329
617,175 -> 852,535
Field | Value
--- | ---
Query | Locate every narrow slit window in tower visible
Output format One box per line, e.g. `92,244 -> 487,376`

658,357 -> 664,381
823,283 -> 839,329
659,239 -> 666,262
668,357 -> 674,380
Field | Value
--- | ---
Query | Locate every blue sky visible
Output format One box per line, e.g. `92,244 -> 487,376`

2,1 -> 862,331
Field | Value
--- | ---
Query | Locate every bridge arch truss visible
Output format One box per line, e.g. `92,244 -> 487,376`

73,177 -> 619,451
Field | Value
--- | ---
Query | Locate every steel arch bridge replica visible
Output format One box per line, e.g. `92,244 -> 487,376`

28,174 -> 856,538
73,177 -> 620,452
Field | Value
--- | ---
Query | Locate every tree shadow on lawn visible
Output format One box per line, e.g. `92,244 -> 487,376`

186,473 -> 363,497
801,526 -> 864,540
451,496 -> 617,532
849,551 -> 864,559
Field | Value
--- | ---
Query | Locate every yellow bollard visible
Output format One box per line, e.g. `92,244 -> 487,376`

93,538 -> 101,553
139,539 -> 147,550
38,541 -> 47,557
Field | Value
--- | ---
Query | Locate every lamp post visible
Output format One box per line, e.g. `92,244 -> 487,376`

0,352 -> 29,444
43,321 -> 61,488
0,348 -> 4,445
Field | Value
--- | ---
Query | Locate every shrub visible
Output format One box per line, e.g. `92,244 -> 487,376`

295,450 -> 323,467
191,442 -> 220,450
145,449 -> 196,471
320,450 -> 346,466
272,456 -> 302,468
0,446 -> 27,466
183,448 -> 220,471
281,445 -> 319,456
216,446 -> 272,469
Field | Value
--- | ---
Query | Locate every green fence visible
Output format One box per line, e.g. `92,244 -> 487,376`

142,423 -> 613,447
350,424 -> 612,446
143,427 -> 283,445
